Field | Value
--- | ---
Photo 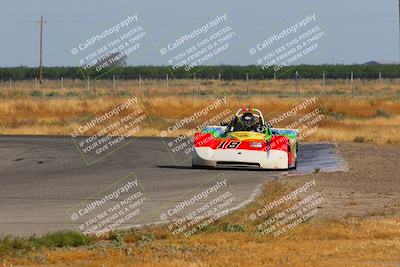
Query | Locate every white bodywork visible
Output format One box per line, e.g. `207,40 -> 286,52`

192,108 -> 296,170
193,146 -> 288,169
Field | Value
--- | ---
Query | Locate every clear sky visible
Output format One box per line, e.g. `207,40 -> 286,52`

0,0 -> 398,67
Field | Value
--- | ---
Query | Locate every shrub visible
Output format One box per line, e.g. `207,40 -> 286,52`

0,236 -> 32,256
223,224 -> 245,232
46,91 -> 59,97
139,233 -> 155,243
30,90 -> 42,97
31,231 -> 93,248
353,136 -> 365,143
375,109 -> 391,118
0,231 -> 93,257
66,91 -> 79,97
120,91 -> 132,97
108,232 -> 124,248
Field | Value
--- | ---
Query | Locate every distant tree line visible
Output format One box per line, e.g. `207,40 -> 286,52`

0,64 -> 399,80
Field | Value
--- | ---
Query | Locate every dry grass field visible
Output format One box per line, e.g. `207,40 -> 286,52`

1,79 -> 400,266
0,79 -> 399,144
1,78 -> 399,96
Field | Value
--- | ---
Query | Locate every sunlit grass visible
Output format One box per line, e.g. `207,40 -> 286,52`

0,80 -> 399,144
4,180 -> 400,266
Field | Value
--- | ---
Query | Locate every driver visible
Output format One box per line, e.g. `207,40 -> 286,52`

229,112 -> 264,132
240,112 -> 258,131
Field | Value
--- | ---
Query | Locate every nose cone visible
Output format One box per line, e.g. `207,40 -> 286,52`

194,147 -> 213,160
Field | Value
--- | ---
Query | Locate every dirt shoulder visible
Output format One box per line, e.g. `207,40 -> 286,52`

283,142 -> 400,219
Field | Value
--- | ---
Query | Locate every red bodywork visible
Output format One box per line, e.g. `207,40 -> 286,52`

194,133 -> 289,152
194,132 -> 296,167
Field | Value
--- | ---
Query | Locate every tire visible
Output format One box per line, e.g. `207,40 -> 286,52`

294,141 -> 298,170
287,143 -> 297,170
287,144 -> 292,170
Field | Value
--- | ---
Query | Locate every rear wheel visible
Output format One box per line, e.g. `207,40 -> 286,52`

287,143 -> 297,170
294,141 -> 298,169
287,144 -> 292,170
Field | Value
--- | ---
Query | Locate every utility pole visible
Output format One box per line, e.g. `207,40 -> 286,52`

351,72 -> 354,97
35,15 -> 47,85
398,0 -> 400,63
295,71 -> 299,96
246,73 -> 249,97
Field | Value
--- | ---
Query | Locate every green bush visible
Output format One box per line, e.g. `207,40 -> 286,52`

375,109 -> 392,118
31,231 -> 92,248
139,233 -> 155,243
0,236 -> 32,256
46,91 -> 59,97
66,91 -> 79,97
30,90 -> 42,97
0,231 -> 94,257
223,224 -> 245,232
313,168 -> 321,174
108,232 -> 124,248
353,136 -> 365,143
119,91 -> 132,97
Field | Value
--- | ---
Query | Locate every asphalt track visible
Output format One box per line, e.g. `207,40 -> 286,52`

0,136 -> 346,236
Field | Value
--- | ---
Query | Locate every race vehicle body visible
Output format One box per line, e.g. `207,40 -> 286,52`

192,108 -> 298,170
